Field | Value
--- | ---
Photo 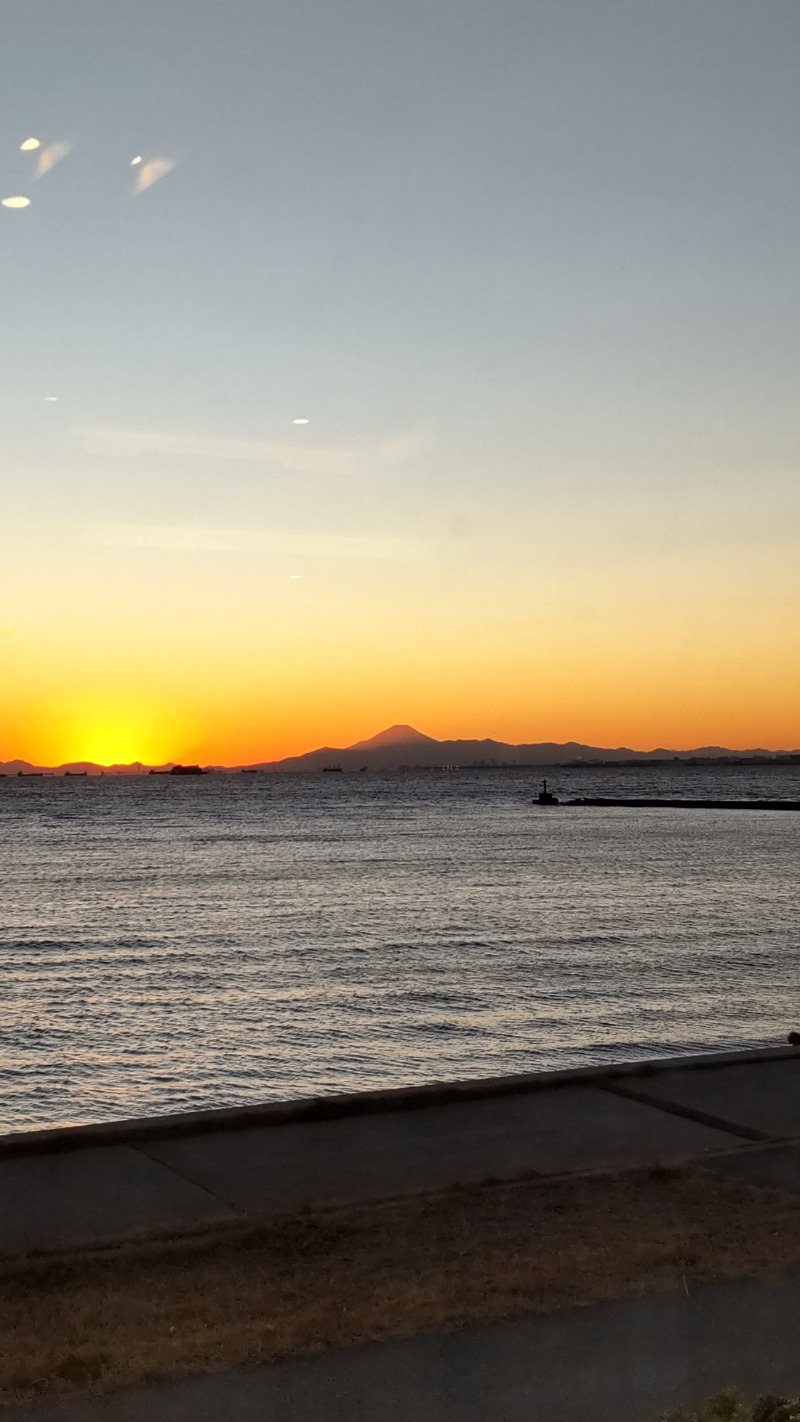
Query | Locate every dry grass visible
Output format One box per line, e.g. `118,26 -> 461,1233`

2,1164 -> 800,1407
664,1392 -> 800,1421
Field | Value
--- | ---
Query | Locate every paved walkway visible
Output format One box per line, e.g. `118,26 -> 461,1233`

2,1047 -> 800,1257
6,1267 -> 800,1420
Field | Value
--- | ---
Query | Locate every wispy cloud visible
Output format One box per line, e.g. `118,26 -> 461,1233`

85,524 -> 428,562
76,426 -> 428,477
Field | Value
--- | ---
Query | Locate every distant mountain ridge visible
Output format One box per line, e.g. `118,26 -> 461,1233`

2,727 -> 798,777
0,761 -> 172,777
241,728 -> 799,773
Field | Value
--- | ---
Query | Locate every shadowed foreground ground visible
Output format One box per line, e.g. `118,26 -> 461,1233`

3,1162 -> 800,1409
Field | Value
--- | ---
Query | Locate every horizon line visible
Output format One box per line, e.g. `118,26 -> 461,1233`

3,726 -> 800,775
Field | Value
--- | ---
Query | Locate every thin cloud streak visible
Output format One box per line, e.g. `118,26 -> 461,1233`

85,523 -> 428,562
77,426 -> 429,477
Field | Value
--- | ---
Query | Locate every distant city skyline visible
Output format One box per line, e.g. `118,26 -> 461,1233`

2,1 -> 799,766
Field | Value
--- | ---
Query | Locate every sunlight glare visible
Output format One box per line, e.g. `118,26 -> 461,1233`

20,137 -> 40,151
292,418 -> 309,424
2,196 -> 31,208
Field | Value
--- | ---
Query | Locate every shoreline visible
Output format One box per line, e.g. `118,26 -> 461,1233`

2,1043 -> 797,1157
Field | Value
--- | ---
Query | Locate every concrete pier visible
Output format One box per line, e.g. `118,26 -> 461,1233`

566,796 -> 800,810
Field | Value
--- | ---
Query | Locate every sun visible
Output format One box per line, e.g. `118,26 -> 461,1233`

55,697 -> 176,767
76,722 -> 151,766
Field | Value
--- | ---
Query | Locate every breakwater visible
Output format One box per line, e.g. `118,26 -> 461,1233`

566,798 -> 800,810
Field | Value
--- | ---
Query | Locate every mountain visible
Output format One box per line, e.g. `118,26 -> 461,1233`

2,729 -> 797,777
349,724 -> 437,750
242,728 -> 800,773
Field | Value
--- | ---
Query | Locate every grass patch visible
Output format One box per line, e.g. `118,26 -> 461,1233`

663,1392 -> 800,1420
2,1164 -> 800,1407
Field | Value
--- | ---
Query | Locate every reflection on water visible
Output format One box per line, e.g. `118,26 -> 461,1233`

1,765 -> 799,1133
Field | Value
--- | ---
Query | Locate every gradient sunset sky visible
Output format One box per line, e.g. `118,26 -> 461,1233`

2,0 -> 799,766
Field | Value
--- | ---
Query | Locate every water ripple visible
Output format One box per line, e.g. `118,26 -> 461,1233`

1,765 -> 799,1131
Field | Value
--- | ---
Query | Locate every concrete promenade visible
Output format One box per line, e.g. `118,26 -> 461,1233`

3,1045 -> 800,1257
6,1047 -> 800,1421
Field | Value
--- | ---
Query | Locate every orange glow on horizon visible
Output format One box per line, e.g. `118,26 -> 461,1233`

6,697 -> 184,768
5,675 -> 798,769
2,536 -> 798,767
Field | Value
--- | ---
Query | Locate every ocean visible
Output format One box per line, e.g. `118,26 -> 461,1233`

1,764 -> 799,1134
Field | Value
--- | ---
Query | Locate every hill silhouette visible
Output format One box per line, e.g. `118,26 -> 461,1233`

241,728 -> 798,773
349,724 -> 437,750
0,760 -> 172,777
1,728 -> 797,776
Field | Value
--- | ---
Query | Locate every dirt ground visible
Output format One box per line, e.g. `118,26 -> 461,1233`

2,1162 -> 800,1408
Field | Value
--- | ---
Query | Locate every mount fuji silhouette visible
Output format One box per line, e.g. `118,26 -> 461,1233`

2,727 -> 795,776
240,726 -> 791,773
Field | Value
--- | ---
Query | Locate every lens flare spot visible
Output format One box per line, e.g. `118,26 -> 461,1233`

37,141 -> 71,178
2,195 -> 30,208
292,418 -> 310,425
133,157 -> 175,194
130,155 -> 142,166
20,137 -> 40,151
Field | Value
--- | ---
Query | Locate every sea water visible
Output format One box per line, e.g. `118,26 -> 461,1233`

1,764 -> 799,1133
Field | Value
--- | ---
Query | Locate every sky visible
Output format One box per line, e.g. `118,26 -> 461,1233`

1,0 -> 799,765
